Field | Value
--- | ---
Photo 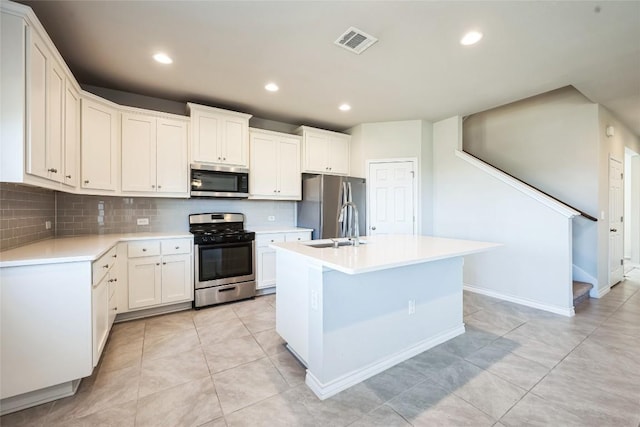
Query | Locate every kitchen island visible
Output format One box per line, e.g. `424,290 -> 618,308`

271,234 -> 500,399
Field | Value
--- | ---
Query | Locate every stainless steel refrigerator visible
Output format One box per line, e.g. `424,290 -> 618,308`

297,174 -> 366,240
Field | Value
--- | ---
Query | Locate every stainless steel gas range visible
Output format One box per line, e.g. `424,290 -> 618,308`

189,213 -> 256,308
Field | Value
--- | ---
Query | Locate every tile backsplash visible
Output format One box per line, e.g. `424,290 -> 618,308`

0,184 -> 296,249
0,183 -> 56,251
55,193 -> 296,236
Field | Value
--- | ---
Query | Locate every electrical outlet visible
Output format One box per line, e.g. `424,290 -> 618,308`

267,216 -> 276,222
137,218 -> 149,226
408,299 -> 416,315
45,221 -> 52,230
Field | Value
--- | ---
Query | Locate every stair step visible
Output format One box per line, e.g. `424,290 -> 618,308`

573,281 -> 593,306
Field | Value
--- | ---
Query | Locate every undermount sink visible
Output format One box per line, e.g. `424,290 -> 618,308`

302,238 -> 366,248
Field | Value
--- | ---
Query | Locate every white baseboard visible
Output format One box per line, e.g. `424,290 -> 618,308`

304,324 -> 465,400
590,285 -> 611,299
463,284 -> 575,317
1,379 -> 80,416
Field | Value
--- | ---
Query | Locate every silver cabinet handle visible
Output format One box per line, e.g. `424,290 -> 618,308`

142,248 -> 147,252
151,185 -> 155,189
84,180 -> 89,184
158,185 -> 162,189
102,264 -> 109,269
47,168 -> 58,173
610,228 -> 618,232
162,262 -> 167,265
66,175 -> 72,179
156,263 -> 160,266
175,246 -> 180,249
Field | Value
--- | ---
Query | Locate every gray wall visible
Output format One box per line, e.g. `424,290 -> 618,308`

463,86 -> 600,215
82,85 -> 300,134
0,183 -> 55,250
462,86 -> 640,292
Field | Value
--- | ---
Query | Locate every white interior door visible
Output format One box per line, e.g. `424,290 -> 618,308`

609,157 -> 624,286
368,160 -> 416,235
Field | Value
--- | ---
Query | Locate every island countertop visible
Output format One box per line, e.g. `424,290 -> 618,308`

270,234 -> 501,275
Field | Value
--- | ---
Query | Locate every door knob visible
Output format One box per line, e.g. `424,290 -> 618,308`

610,228 -> 618,232
371,226 -> 376,230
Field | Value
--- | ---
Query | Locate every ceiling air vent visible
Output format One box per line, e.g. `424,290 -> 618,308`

334,27 -> 378,55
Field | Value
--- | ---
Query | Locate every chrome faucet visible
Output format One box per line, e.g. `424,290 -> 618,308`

337,201 -> 360,246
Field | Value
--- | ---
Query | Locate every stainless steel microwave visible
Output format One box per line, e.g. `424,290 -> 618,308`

190,163 -> 249,198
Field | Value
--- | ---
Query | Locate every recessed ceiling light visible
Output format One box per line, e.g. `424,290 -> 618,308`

153,52 -> 173,64
265,83 -> 279,92
460,31 -> 483,46
339,104 -> 351,112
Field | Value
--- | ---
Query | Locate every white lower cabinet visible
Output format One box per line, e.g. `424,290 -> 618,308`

127,239 -> 193,310
92,273 -> 110,367
256,231 -> 311,290
91,245 -> 118,367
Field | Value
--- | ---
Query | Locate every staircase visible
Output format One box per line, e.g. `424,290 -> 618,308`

573,281 -> 593,306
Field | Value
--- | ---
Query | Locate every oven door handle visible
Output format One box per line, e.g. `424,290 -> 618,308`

218,286 -> 237,293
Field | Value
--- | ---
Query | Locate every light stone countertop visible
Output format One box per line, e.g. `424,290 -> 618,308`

270,234 -> 501,275
247,226 -> 313,234
0,232 -> 192,268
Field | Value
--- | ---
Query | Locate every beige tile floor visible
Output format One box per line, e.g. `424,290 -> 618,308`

3,269 -> 640,427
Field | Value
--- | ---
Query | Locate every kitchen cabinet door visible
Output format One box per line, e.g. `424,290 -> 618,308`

160,254 -> 192,303
303,132 -> 328,174
121,113 -> 157,192
81,97 -> 118,191
26,29 -> 65,182
256,247 -> 277,289
191,110 -> 220,164
25,28 -> 48,180
46,60 -> 65,183
328,134 -> 350,176
63,81 -> 80,187
92,273 -> 110,367
249,132 -> 278,196
277,138 -> 302,199
156,118 -> 188,194
220,116 -> 248,166
128,256 -> 162,309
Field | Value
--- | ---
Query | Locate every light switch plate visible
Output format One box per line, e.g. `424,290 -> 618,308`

137,218 -> 149,225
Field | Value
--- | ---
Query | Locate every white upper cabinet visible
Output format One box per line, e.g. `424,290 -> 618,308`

188,103 -> 251,167
81,95 -> 119,191
249,128 -> 301,200
156,118 -> 189,194
25,26 -> 67,183
63,81 -> 80,187
297,126 -> 350,176
121,111 -> 189,196
121,113 -> 156,192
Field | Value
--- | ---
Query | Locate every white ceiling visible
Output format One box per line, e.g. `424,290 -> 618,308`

17,1 -> 640,135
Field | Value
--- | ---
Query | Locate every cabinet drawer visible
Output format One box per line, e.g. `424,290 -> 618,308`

285,232 -> 311,242
256,234 -> 285,247
128,241 -> 161,258
161,239 -> 191,255
92,246 -> 117,285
